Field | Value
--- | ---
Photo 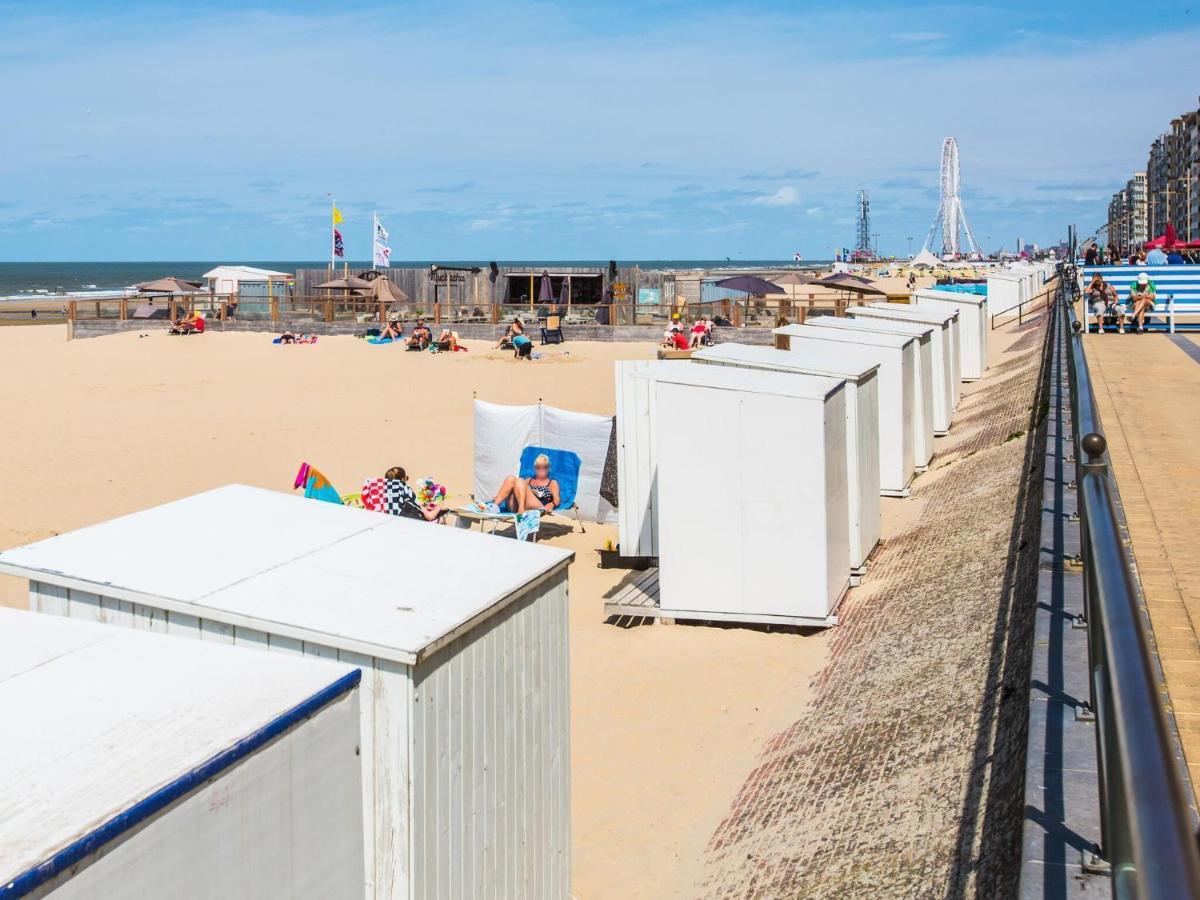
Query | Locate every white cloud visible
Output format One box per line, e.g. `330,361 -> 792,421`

467,218 -> 500,232
752,186 -> 802,207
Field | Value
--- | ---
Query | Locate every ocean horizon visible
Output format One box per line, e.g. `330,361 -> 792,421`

0,259 -> 832,299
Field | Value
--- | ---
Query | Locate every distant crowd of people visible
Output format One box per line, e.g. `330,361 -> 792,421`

1085,243 -> 1198,266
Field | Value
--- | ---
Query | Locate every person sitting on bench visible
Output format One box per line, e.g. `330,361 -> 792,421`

1128,273 -> 1157,333
1085,273 -> 1125,334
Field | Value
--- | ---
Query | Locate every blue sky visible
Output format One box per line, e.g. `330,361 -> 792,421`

2,0 -> 1199,261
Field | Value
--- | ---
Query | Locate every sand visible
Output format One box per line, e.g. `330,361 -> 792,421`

0,324 -> 828,897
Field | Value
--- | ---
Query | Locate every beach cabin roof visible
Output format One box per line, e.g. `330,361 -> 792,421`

693,343 -> 878,382
810,316 -> 934,340
0,485 -> 573,665
866,302 -> 960,324
0,608 -> 356,889
635,360 -> 843,400
907,249 -> 947,268
916,287 -> 987,306
775,322 -> 914,349
201,265 -> 291,282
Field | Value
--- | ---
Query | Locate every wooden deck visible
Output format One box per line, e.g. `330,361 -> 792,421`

603,568 -> 841,628
604,569 -> 663,619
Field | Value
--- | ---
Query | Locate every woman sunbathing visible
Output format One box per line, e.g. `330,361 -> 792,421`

488,454 -> 559,513
407,319 -> 432,350
435,328 -> 459,351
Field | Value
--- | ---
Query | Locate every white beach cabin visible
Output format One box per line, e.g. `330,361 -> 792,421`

802,317 -> 935,468
636,362 -> 850,627
867,302 -> 961,408
0,608 -> 363,899
846,306 -> 956,433
614,358 -> 689,558
985,271 -> 1026,317
915,288 -> 989,380
0,485 -> 574,900
775,323 -> 916,496
692,343 -> 881,575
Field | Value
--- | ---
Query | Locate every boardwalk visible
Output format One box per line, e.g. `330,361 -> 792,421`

699,315 -> 1052,898
1086,333 -> 1200,792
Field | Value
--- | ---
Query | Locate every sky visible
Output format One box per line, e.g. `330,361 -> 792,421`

2,0 -> 1199,261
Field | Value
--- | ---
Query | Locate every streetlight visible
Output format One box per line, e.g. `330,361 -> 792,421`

907,236 -> 913,258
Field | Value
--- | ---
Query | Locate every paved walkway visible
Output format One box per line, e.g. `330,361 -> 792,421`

699,315 -> 1053,898
1085,332 -> 1200,791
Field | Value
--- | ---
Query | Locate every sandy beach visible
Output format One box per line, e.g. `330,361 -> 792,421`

0,324 -> 830,898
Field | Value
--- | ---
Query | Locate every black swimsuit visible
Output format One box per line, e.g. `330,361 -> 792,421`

529,481 -> 553,506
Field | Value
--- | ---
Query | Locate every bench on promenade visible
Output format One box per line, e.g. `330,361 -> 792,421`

1081,265 -> 1200,333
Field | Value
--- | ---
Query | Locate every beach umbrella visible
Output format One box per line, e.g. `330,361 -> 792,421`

714,275 -> 786,295
370,277 -> 409,305
814,274 -> 888,296
538,272 -> 554,307
315,275 -> 373,291
771,273 -> 821,287
136,276 -> 203,294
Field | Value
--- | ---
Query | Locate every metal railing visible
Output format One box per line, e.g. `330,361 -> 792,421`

990,284 -> 1055,330
1059,262 -> 1200,897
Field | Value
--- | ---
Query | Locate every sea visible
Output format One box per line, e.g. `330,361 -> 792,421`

0,260 -> 825,300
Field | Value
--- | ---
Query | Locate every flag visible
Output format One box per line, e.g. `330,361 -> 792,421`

334,229 -> 344,258
332,205 -> 344,225
373,214 -> 391,268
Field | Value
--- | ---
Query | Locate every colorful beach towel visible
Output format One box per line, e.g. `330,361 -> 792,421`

293,462 -> 343,505
515,510 -> 542,542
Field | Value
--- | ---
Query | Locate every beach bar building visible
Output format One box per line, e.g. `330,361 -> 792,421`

0,485 -> 574,900
802,317 -> 935,468
775,323 -> 916,496
692,343 -> 880,576
636,363 -> 850,627
916,288 -> 989,380
0,607 -> 364,899
846,307 -> 956,434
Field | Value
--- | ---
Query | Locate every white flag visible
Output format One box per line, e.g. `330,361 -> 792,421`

373,214 -> 391,268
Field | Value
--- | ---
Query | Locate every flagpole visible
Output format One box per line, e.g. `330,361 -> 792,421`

329,195 -> 336,271
372,211 -> 376,269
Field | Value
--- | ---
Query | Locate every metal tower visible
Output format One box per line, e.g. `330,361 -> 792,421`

921,137 -> 981,259
855,190 -> 873,257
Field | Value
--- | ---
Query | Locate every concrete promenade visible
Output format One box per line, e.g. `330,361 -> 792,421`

699,313 -> 1053,898
1086,332 -> 1200,791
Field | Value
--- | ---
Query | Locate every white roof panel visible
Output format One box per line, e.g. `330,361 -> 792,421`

776,322 -> 912,350
693,342 -> 878,382
0,608 -> 354,887
0,485 -> 573,663
635,361 -> 843,400
809,316 -> 933,339
866,302 -> 959,324
916,288 -> 986,306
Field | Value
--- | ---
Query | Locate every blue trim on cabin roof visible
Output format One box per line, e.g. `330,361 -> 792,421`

1,668 -> 362,899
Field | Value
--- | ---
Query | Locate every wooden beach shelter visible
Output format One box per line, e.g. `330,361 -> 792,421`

804,317 -> 936,466
635,362 -> 850,627
0,485 -> 574,900
693,342 -> 881,576
915,287 -> 989,380
846,308 -> 956,435
867,302 -> 962,408
0,607 -> 363,899
775,323 -> 917,496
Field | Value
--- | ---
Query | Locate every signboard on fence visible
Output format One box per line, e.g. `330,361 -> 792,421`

638,288 -> 661,305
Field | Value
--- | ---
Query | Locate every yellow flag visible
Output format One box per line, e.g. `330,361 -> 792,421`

332,205 -> 344,224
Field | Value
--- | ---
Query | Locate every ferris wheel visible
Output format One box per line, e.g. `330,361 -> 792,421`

921,137 -> 981,259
